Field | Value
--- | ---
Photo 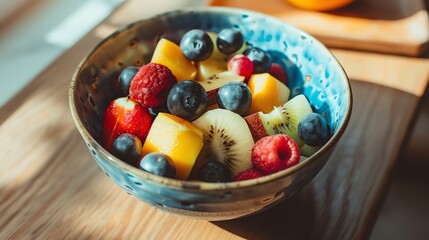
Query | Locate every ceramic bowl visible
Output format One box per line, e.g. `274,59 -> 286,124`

69,7 -> 352,221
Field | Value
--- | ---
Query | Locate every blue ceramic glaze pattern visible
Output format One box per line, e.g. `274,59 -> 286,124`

70,7 -> 352,221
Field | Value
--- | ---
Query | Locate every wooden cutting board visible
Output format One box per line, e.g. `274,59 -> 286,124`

209,0 -> 429,56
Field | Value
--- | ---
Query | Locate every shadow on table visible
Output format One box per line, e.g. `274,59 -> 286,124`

212,186 -> 318,240
212,80 -> 422,240
0,133 -> 100,239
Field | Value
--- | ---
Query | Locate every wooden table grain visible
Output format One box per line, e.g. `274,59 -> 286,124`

1,1 -> 429,239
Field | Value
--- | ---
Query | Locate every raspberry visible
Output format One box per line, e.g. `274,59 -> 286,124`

233,168 -> 265,181
251,134 -> 300,174
129,63 -> 177,108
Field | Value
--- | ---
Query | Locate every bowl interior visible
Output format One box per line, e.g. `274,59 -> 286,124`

71,7 -> 351,186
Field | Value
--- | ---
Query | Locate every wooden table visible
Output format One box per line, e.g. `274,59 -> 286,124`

1,1 -> 429,239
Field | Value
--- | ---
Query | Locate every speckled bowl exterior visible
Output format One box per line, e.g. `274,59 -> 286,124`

69,7 -> 352,221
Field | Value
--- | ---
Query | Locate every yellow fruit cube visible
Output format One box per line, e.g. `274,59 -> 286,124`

247,73 -> 290,114
141,113 -> 203,180
151,38 -> 197,81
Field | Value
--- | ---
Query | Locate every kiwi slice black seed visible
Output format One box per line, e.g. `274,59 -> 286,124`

192,109 -> 254,176
259,94 -> 313,146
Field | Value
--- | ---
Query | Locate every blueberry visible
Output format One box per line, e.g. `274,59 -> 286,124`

180,29 -> 213,61
167,80 -> 208,121
111,133 -> 142,165
243,47 -> 272,73
139,153 -> 176,178
217,82 -> 252,116
298,113 -> 331,146
196,161 -> 231,182
148,102 -> 169,119
118,66 -> 139,96
217,28 -> 244,55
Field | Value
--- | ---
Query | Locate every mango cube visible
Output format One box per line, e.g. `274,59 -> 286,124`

151,38 -> 197,81
247,73 -> 290,114
141,113 -> 203,180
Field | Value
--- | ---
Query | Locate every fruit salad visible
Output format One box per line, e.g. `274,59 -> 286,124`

102,28 -> 332,182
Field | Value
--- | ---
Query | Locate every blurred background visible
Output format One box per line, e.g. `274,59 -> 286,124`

0,0 -> 123,107
0,0 -> 428,239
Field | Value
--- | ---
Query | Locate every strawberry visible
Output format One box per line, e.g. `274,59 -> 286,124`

102,97 -> 152,151
251,134 -> 300,174
129,63 -> 177,108
269,63 -> 289,86
233,168 -> 265,181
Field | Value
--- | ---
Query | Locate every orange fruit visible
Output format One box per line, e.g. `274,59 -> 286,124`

285,0 -> 354,11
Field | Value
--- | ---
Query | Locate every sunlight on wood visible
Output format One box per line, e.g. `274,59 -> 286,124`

0,89 -> 72,187
332,49 -> 429,97
108,0 -> 205,26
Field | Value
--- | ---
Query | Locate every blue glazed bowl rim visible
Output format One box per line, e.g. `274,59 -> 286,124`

69,6 -> 353,191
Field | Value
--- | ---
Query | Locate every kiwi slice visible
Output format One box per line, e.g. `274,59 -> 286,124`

197,71 -> 244,93
197,58 -> 227,82
192,109 -> 254,176
300,144 -> 321,157
259,94 -> 313,146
